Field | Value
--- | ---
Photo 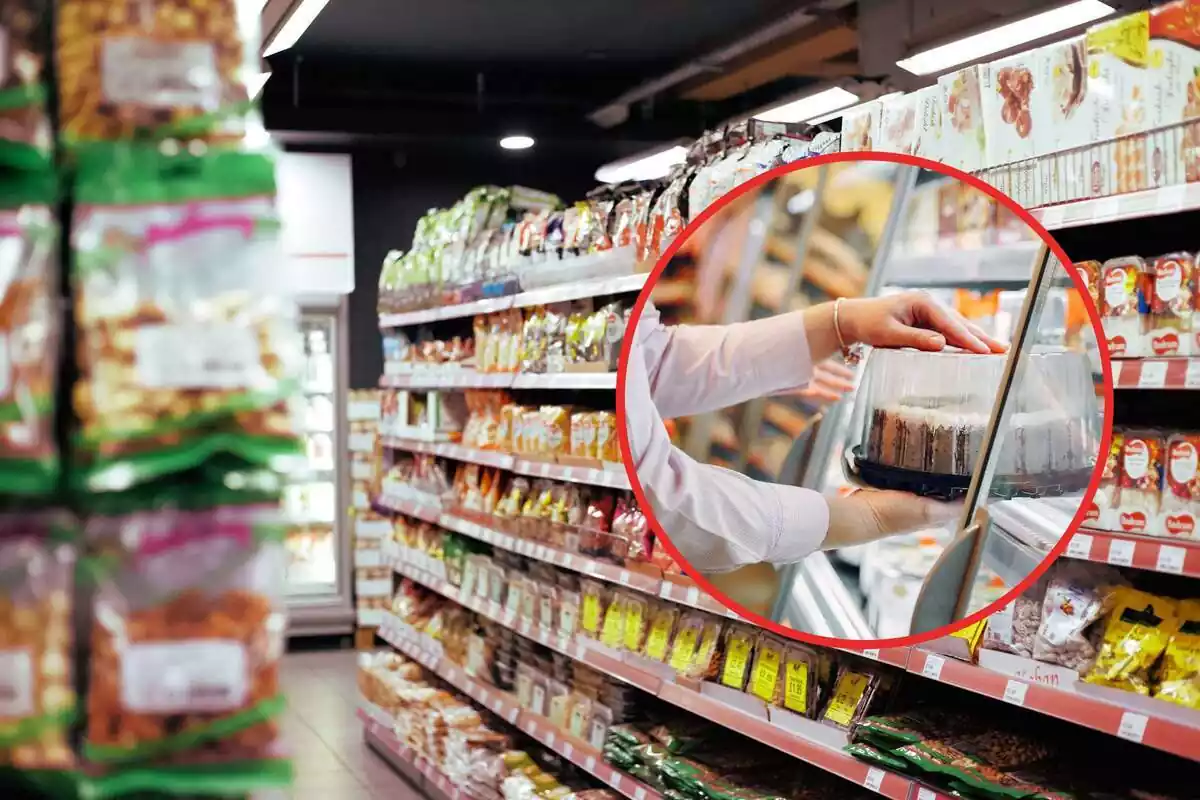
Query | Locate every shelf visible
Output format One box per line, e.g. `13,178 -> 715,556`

379,370 -> 617,391
1112,358 -> 1200,390
1030,183 -> 1200,231
379,296 -> 515,328
382,437 -> 630,489
884,242 -> 1038,288
1070,528 -> 1200,577
907,649 -> 1200,762
361,704 -> 466,800
512,272 -> 649,308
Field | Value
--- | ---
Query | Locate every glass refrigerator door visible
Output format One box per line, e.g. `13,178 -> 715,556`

284,313 -> 341,598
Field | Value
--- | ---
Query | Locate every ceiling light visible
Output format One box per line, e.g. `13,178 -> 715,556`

896,0 -> 1114,75
595,144 -> 688,184
753,87 -> 860,124
500,135 -> 535,150
806,91 -> 904,125
248,72 -> 272,99
263,0 -> 331,57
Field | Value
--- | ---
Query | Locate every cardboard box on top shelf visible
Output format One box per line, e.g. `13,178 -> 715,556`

1036,37 -> 1094,158
982,50 -> 1040,167
911,85 -> 944,163
938,65 -> 988,172
841,98 -> 882,152
878,92 -> 918,156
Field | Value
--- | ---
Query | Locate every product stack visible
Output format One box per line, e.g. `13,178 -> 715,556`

0,1 -> 302,797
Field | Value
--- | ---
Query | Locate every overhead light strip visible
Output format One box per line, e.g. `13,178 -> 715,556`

263,0 -> 331,57
753,86 -> 860,124
594,144 -> 689,184
896,0 -> 1115,76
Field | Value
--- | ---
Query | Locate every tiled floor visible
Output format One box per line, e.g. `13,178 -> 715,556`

283,650 -> 426,800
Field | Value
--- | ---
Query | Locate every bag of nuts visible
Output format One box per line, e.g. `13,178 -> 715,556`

71,149 -> 304,491
83,503 -> 287,765
56,0 -> 262,144
0,517 -> 74,771
0,171 -> 59,496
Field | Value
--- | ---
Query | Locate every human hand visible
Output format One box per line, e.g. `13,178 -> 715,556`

839,292 -> 1007,355
797,359 -> 856,404
822,489 -> 963,549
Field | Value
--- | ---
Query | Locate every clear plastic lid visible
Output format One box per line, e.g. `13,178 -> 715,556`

855,347 -> 1098,482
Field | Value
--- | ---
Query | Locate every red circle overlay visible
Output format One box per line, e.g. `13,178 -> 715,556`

615,150 -> 1115,651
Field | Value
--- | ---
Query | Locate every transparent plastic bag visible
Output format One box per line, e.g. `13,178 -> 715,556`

0,519 -> 74,770
84,504 -> 287,765
56,0 -> 262,144
0,172 -> 59,495
71,149 -> 304,490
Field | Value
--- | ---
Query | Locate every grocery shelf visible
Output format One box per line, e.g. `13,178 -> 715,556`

884,241 -> 1038,288
379,371 -> 617,391
379,295 -> 515,328
361,704 -> 466,800
1069,528 -> 1200,577
512,271 -> 649,309
381,436 -> 630,489
1030,182 -> 1200,231
907,649 -> 1200,762
1111,358 -> 1200,390
512,372 -> 617,390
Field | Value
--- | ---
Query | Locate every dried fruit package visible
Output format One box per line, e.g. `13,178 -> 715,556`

1084,588 -> 1178,695
0,1 -> 52,168
1032,561 -> 1124,671
0,172 -> 58,496
84,504 -> 287,766
56,0 -> 262,145
0,519 -> 74,771
71,150 -> 304,491
1156,599 -> 1200,709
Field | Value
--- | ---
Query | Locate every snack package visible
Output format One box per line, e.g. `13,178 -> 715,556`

622,594 -> 649,654
1033,561 -> 1124,671
1074,260 -> 1102,315
595,412 -> 619,463
982,572 -> 1049,658
717,626 -> 754,691
1155,599 -> 1200,709
0,172 -> 58,496
685,616 -> 723,680
666,612 -> 704,674
747,635 -> 784,705
0,521 -> 74,770
1146,253 -> 1195,357
1162,432 -> 1200,540
1087,431 -> 1123,531
1084,588 -> 1178,695
781,645 -> 820,718
0,2 -> 51,168
1117,430 -> 1165,536
643,604 -> 679,663
56,0 -> 262,144
579,580 -> 607,639
71,150 -> 303,492
1099,256 -> 1148,358
84,504 -> 286,766
820,667 -> 884,730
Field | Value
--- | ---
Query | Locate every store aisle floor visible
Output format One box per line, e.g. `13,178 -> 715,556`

283,650 -> 425,800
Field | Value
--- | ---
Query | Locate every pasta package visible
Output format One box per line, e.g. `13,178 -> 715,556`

84,505 -> 287,765
71,149 -> 304,492
1085,588 -> 1178,695
1156,599 -> 1200,709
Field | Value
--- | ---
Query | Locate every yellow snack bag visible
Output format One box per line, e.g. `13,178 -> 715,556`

1085,587 -> 1178,695
644,605 -> 679,662
1155,599 -> 1200,709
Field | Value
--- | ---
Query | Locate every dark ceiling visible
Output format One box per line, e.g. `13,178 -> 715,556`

262,0 -> 857,162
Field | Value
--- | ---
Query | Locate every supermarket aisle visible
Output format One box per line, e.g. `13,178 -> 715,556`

283,650 -> 425,800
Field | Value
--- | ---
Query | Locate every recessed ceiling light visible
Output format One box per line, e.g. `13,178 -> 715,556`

500,135 -> 535,150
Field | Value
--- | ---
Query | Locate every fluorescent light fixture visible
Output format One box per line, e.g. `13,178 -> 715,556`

806,91 -> 904,125
753,86 -> 859,124
500,135 -> 535,150
897,0 -> 1114,75
594,144 -> 687,184
248,72 -> 272,99
263,0 -> 331,57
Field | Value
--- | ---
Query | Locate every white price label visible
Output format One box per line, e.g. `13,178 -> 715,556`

562,467 -> 576,481
864,768 -> 885,792
916,790 -> 938,800
563,743 -> 573,759
1139,361 -> 1168,388
1107,538 -> 1135,567
1094,195 -> 1121,222
619,570 -> 631,585
1155,545 -> 1186,574
491,698 -> 502,713
1117,711 -> 1148,743
1156,183 -> 1189,213
862,649 -> 880,660
1066,534 -> 1093,559
686,587 -> 700,605
1002,680 -> 1028,706
635,789 -> 647,800
1039,205 -> 1065,229
507,708 -> 519,723
921,655 -> 945,681
546,732 -> 556,747
585,756 -> 597,772
608,773 -> 624,790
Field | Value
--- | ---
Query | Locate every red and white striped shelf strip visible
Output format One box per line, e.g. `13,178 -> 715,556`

1111,358 -> 1200,390
1068,529 -> 1200,578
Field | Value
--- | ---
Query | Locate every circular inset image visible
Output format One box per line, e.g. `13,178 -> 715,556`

618,152 -> 1113,647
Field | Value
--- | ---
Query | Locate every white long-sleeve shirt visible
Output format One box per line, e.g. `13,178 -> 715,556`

623,303 -> 831,574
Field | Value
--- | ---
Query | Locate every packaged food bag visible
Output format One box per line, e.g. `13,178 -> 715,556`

1085,587 -> 1178,695
0,518 -> 74,771
56,0 -> 262,145
0,170 -> 58,496
1155,599 -> 1200,709
0,1 -> 52,168
71,149 -> 304,492
83,503 -> 288,768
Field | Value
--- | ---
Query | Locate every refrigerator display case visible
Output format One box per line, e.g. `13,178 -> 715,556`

284,301 -> 355,635
775,167 -> 1106,639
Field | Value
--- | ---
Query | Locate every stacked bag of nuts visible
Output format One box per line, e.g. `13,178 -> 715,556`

0,1 -> 302,797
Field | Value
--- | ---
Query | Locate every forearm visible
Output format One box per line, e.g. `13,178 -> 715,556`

802,301 -> 843,365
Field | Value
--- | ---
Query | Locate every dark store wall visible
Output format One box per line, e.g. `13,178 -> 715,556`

346,149 -> 607,388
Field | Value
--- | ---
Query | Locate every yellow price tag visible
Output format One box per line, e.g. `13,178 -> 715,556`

581,593 -> 601,633
645,614 -> 673,661
823,671 -> 869,727
783,660 -> 809,714
720,637 -> 751,688
749,646 -> 781,702
623,602 -> 645,652
601,602 -> 625,648
692,624 -> 719,672
668,627 -> 698,672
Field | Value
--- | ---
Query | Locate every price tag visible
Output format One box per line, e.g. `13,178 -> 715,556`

686,586 -> 700,605
1002,680 -> 1028,706
1156,182 -> 1188,213
562,467 -> 576,481
1039,205 -> 1065,229
921,655 -> 945,681
864,768 -> 885,792
507,707 -> 519,724
1186,359 -> 1200,389
562,743 -> 573,759
635,789 -> 647,800
608,773 -> 624,790
862,649 -> 880,660
546,732 -> 556,748
1107,538 -> 1135,567
1156,545 -> 1186,574
585,756 -> 597,772
1118,711 -> 1148,743
619,570 -> 631,585
1138,360 -> 1168,388
1066,534 -> 1093,559
1094,195 -> 1121,222
917,789 -> 938,800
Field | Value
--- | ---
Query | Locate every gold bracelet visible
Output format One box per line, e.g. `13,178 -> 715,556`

833,297 -> 849,353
